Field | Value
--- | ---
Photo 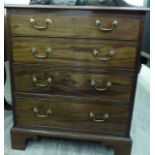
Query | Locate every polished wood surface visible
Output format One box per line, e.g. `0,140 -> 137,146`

9,9 -> 141,41
5,5 -> 148,154
11,126 -> 132,154
15,96 -> 129,135
12,37 -> 138,69
13,65 -> 134,100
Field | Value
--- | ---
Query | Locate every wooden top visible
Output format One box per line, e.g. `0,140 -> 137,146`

5,4 -> 149,12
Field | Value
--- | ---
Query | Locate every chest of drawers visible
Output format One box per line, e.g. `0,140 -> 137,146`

5,5 -> 148,155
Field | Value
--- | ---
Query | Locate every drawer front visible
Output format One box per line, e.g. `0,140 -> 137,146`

15,96 -> 130,135
12,38 -> 138,69
13,65 -> 134,100
10,9 -> 140,41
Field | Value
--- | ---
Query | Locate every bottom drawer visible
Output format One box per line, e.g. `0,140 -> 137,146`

15,95 -> 130,135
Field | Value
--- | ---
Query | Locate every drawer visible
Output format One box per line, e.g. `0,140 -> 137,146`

15,96 -> 130,135
9,9 -> 140,41
13,65 -> 134,100
12,37 -> 138,69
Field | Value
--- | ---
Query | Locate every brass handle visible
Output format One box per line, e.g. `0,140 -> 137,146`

96,19 -> 118,32
30,18 -> 52,30
89,112 -> 110,122
93,49 -> 115,61
32,76 -> 52,87
33,107 -> 52,118
31,48 -> 52,59
91,80 -> 112,91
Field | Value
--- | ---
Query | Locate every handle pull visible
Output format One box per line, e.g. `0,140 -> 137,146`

33,107 -> 52,118
30,18 -> 52,30
96,19 -> 118,32
32,76 -> 52,87
31,48 -> 52,59
93,49 -> 115,61
89,112 -> 110,122
91,80 -> 112,91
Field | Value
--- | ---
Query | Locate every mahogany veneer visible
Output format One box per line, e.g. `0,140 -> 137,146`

5,4 -> 148,155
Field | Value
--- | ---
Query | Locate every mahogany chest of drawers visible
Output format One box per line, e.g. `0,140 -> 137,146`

5,5 -> 148,155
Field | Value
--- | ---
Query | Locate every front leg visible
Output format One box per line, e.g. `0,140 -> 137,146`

11,128 -> 37,150
113,140 -> 132,155
102,137 -> 132,155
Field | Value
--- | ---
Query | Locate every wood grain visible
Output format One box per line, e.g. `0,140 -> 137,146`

13,65 -> 134,100
12,37 -> 138,69
9,9 -> 140,41
15,96 -> 129,135
5,5 -> 147,154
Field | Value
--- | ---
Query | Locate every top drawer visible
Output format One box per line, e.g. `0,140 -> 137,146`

9,9 -> 141,41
